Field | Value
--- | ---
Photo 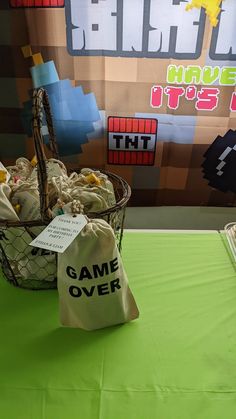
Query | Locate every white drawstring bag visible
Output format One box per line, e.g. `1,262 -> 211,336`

48,176 -> 72,208
49,176 -> 110,214
6,157 -> 33,182
0,183 -> 18,221
68,168 -> 116,208
58,217 -> 139,330
0,180 -> 56,285
51,199 -> 84,218
80,168 -> 116,207
0,179 -> 27,262
48,169 -> 116,213
70,186 -> 109,213
67,172 -> 88,187
10,180 -> 41,221
0,162 -> 10,183
0,227 -> 56,285
29,158 -> 68,183
16,236 -> 56,284
0,181 -> 27,262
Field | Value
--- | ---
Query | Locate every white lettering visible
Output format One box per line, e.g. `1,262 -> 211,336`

148,0 -> 202,55
122,0 -> 144,52
70,0 -> 117,52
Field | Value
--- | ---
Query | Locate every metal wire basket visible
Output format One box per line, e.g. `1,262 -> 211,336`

224,222 -> 236,262
0,88 -> 131,290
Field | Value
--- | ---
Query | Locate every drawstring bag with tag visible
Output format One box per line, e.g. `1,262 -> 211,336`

57,201 -> 139,330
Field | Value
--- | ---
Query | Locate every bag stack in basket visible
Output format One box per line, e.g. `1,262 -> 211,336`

0,158 -> 116,288
0,160 -> 59,287
0,158 -> 139,330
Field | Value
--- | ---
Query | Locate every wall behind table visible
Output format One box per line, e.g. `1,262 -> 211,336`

0,1 -> 236,207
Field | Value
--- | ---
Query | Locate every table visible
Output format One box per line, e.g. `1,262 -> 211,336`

0,231 -> 236,419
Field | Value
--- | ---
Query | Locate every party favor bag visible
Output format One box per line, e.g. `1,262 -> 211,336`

70,186 -> 109,213
0,181 -> 28,262
10,181 -> 41,221
6,157 -> 33,182
0,183 -> 18,221
58,218 -> 139,330
81,168 -> 116,207
29,158 -> 67,183
0,172 -> 56,286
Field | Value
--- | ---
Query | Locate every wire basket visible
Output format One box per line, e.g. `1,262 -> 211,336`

224,222 -> 236,262
0,88 -> 131,290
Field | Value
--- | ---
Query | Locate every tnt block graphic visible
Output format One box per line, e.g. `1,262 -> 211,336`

108,117 -> 158,166
21,49 -> 101,156
10,0 -> 64,7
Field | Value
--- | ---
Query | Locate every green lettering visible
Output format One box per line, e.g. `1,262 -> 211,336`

202,66 -> 220,85
185,66 -> 201,84
220,68 -> 236,85
167,65 -> 183,84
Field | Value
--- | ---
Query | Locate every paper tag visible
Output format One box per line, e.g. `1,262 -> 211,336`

30,214 -> 88,253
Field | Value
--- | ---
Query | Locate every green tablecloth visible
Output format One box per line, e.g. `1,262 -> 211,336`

1,232 -> 236,419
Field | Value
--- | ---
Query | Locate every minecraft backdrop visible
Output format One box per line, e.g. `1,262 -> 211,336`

0,0 -> 236,206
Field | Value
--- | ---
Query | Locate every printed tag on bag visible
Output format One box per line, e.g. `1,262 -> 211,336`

30,214 -> 87,253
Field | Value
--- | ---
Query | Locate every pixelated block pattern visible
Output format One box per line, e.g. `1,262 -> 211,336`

21,55 -> 101,156
202,130 -> 236,193
10,0 -> 64,7
32,53 -> 44,66
135,113 -> 196,144
30,61 -> 59,88
107,117 -> 157,166
1,5 -> 236,207
132,166 -> 160,190
21,45 -> 32,58
186,0 -> 221,27
21,45 -> 45,72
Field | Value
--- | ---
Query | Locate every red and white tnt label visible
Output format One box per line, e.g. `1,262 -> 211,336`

10,0 -> 64,7
107,117 -> 158,165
